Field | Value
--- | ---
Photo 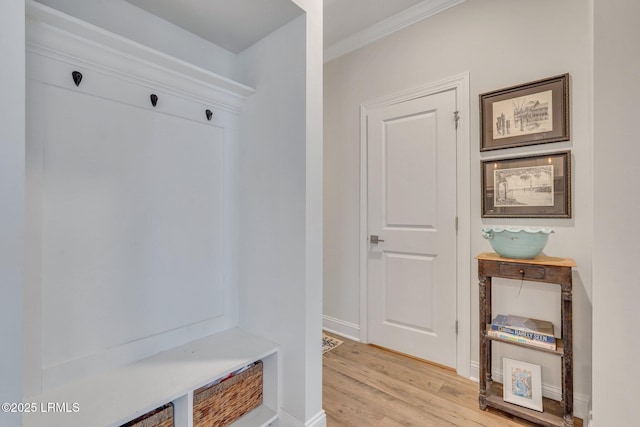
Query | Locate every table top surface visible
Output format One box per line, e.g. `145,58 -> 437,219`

476,252 -> 577,268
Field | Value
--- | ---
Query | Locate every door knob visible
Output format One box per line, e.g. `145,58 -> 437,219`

370,235 -> 385,244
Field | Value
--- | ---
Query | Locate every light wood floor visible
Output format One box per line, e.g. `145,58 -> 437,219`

322,333 -> 582,427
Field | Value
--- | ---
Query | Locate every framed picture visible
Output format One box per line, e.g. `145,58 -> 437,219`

481,151 -> 571,218
503,358 -> 543,412
480,74 -> 570,151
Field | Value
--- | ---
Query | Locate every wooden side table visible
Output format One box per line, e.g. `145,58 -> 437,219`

477,252 -> 576,427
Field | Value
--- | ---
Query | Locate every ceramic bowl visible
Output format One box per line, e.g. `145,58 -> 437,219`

481,227 -> 554,259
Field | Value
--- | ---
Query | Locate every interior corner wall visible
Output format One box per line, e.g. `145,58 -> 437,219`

593,0 -> 640,425
0,2 -> 25,427
324,0 -> 593,417
235,14 -> 312,424
33,0 -> 239,81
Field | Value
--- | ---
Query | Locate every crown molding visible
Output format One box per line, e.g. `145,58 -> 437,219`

25,0 -> 255,108
324,0 -> 466,63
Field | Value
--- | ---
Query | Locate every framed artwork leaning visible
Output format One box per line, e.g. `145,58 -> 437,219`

503,358 -> 543,412
480,74 -> 570,151
481,151 -> 571,218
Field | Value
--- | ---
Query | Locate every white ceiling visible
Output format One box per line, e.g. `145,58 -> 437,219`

125,0 -> 304,53
127,0 -> 424,53
125,0 -> 450,55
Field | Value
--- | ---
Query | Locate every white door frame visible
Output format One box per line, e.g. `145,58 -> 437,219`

359,73 -> 471,378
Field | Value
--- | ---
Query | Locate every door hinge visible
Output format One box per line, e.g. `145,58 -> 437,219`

455,320 -> 459,334
454,111 -> 460,129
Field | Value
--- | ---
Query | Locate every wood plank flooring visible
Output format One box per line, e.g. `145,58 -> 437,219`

322,333 -> 582,427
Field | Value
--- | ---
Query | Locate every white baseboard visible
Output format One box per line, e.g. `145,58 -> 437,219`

574,396 -> 591,424
322,315 -> 360,342
305,410 -> 327,427
469,360 -> 479,382
275,409 -> 326,427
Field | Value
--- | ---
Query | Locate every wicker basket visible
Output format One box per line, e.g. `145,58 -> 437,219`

193,361 -> 263,427
121,403 -> 173,427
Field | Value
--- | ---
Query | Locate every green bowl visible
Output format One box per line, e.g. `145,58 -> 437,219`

482,227 -> 554,259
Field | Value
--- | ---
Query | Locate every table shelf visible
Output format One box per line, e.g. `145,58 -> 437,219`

485,325 -> 565,356
485,382 -> 569,427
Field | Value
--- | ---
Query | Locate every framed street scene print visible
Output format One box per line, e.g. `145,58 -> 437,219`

480,74 -> 570,151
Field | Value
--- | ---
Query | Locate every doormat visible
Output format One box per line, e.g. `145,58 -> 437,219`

322,333 -> 343,355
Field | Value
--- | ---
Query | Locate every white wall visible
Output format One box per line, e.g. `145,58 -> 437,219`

324,0 -> 592,417
237,1 -> 324,424
34,0 -> 239,81
236,15 -> 307,419
593,0 -> 640,425
0,1 -> 24,426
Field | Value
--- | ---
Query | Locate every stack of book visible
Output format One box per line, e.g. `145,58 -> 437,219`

488,314 -> 557,350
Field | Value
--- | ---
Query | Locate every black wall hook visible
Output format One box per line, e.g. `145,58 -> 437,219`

206,109 -> 213,121
150,94 -> 158,107
72,71 -> 83,87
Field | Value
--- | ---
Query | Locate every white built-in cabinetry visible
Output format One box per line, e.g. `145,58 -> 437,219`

23,2 -> 280,426
24,329 -> 279,427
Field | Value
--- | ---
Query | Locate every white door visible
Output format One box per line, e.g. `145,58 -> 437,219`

367,89 -> 457,368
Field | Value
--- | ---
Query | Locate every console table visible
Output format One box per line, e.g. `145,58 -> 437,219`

477,252 -> 576,427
